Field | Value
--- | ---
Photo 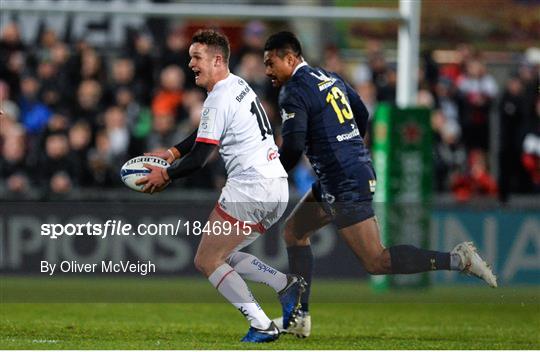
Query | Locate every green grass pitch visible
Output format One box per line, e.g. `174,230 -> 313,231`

1,277 -> 539,349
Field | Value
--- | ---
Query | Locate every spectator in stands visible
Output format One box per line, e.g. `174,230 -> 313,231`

232,20 -> 267,72
87,130 -> 117,187
370,53 -> 396,103
0,124 -> 31,194
0,79 -> 11,103
355,81 -> 376,118
457,59 -> 498,152
521,97 -> 540,192
39,131 -> 76,194
80,47 -> 105,82
72,79 -> 103,129
152,65 -> 185,121
68,120 -> 94,187
421,49 -> 440,92
181,88 -> 205,113
417,87 -> 435,108
2,51 -> 27,102
440,43 -> 476,84
36,59 -> 62,109
0,80 -> 20,136
0,23 -> 26,101
161,26 -> 194,88
103,106 -> 130,164
435,77 -> 460,129
104,56 -> 144,107
498,76 -> 531,199
47,41 -> 77,111
115,86 -> 139,126
322,45 -> 349,81
0,22 -> 25,60
146,113 -> 183,152
517,60 -> 539,121
130,32 -> 155,105
19,75 -> 52,135
451,149 -> 498,201
36,28 -> 60,63
0,100 -> 21,145
432,109 -> 466,191
234,50 -> 271,99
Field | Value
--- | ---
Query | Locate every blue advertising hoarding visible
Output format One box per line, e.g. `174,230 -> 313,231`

431,209 -> 539,285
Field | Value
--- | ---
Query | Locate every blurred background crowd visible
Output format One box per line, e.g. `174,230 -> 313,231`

1,3 -> 539,202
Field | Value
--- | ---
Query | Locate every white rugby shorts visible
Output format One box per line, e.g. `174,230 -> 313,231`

215,177 -> 288,251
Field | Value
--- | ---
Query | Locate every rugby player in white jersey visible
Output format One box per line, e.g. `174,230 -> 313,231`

136,29 -> 305,343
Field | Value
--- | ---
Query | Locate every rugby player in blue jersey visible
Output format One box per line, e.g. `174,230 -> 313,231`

263,31 -> 497,337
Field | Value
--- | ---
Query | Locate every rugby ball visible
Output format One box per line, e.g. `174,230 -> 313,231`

120,156 -> 170,192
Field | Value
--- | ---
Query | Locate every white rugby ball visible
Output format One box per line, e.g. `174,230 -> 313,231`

120,156 -> 170,192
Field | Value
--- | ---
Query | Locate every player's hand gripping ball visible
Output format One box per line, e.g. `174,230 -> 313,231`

120,156 -> 170,193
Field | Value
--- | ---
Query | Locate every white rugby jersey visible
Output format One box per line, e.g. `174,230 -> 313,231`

196,73 -> 287,180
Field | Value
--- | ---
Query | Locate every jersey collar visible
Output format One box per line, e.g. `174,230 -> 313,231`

210,72 -> 232,92
292,61 -> 308,77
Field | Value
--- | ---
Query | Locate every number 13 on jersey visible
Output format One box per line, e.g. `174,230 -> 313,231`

326,86 -> 353,124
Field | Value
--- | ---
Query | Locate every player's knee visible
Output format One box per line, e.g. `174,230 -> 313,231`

193,254 -> 205,274
283,220 -> 308,246
194,254 -> 215,276
282,223 -> 298,246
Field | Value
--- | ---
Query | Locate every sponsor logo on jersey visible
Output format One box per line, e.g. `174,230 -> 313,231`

200,107 -> 217,133
235,85 -> 251,102
280,108 -> 295,122
336,125 -> 360,142
267,147 -> 279,161
317,79 -> 337,91
310,69 -> 337,91
309,70 -> 333,82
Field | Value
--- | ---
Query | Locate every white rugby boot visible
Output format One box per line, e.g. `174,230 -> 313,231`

452,241 -> 498,287
272,310 -> 311,338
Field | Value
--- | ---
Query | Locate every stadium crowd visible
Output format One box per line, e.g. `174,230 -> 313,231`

1,21 -> 539,200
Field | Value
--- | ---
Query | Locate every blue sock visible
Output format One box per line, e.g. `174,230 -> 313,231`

389,245 -> 450,274
287,245 -> 313,312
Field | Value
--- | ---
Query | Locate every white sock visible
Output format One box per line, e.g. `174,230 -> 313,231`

227,251 -> 288,292
208,263 -> 271,329
450,253 -> 462,271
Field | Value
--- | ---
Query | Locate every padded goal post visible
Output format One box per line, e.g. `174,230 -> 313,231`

371,104 -> 433,290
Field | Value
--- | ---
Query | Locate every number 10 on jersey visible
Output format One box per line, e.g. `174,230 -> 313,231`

250,97 -> 273,140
